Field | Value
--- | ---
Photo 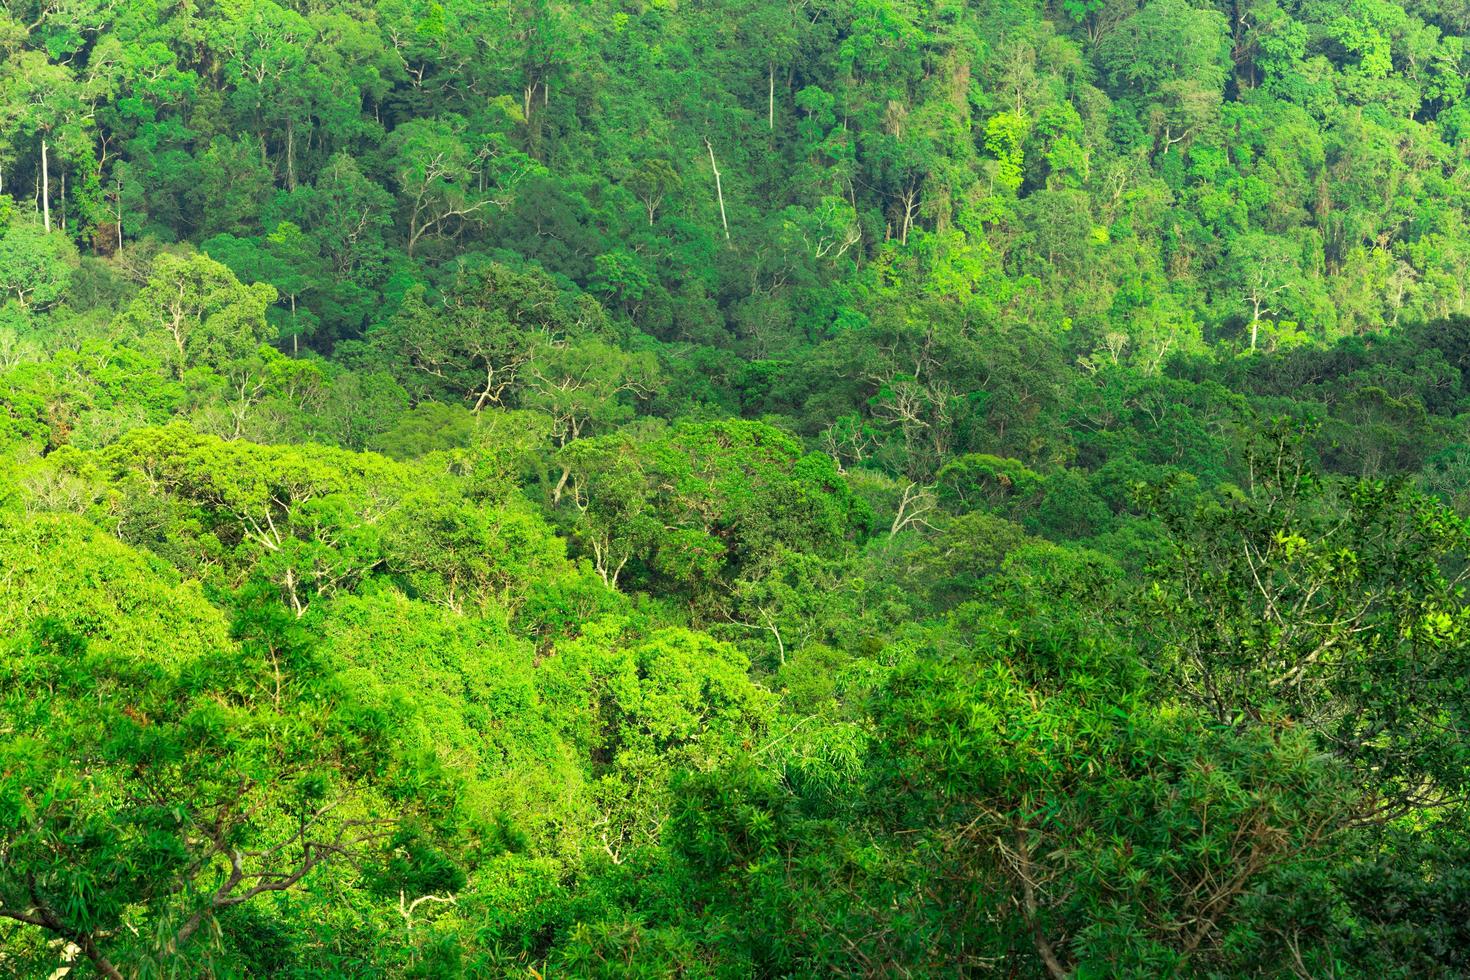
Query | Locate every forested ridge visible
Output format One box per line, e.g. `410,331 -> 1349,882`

4,0 -> 1470,974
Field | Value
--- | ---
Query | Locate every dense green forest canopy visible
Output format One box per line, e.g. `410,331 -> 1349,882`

5,0 -> 1470,974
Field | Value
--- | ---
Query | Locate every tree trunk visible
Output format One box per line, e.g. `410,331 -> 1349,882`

768,63 -> 774,130
77,936 -> 124,980
898,185 -> 918,246
704,137 -> 730,241
40,137 -> 51,233
286,120 -> 296,190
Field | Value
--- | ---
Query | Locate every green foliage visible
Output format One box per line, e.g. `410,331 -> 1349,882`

120,252 -> 277,375
370,401 -> 474,459
7,0 -> 1470,973
560,419 -> 866,606
866,626 -> 1355,977
0,514 -> 456,977
0,215 -> 77,310
316,592 -> 581,850
1144,422 -> 1470,811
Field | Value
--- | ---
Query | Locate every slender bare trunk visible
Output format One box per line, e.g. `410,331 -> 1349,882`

768,63 -> 774,130
40,138 -> 50,233
898,185 -> 918,246
704,137 -> 729,241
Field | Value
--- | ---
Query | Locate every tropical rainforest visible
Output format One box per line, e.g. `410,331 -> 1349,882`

3,0 -> 1470,975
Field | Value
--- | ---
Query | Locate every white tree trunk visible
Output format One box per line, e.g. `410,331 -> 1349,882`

705,137 -> 730,241
40,138 -> 50,233
768,63 -> 774,130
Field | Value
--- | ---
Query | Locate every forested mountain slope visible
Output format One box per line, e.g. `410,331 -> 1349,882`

4,0 -> 1470,975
